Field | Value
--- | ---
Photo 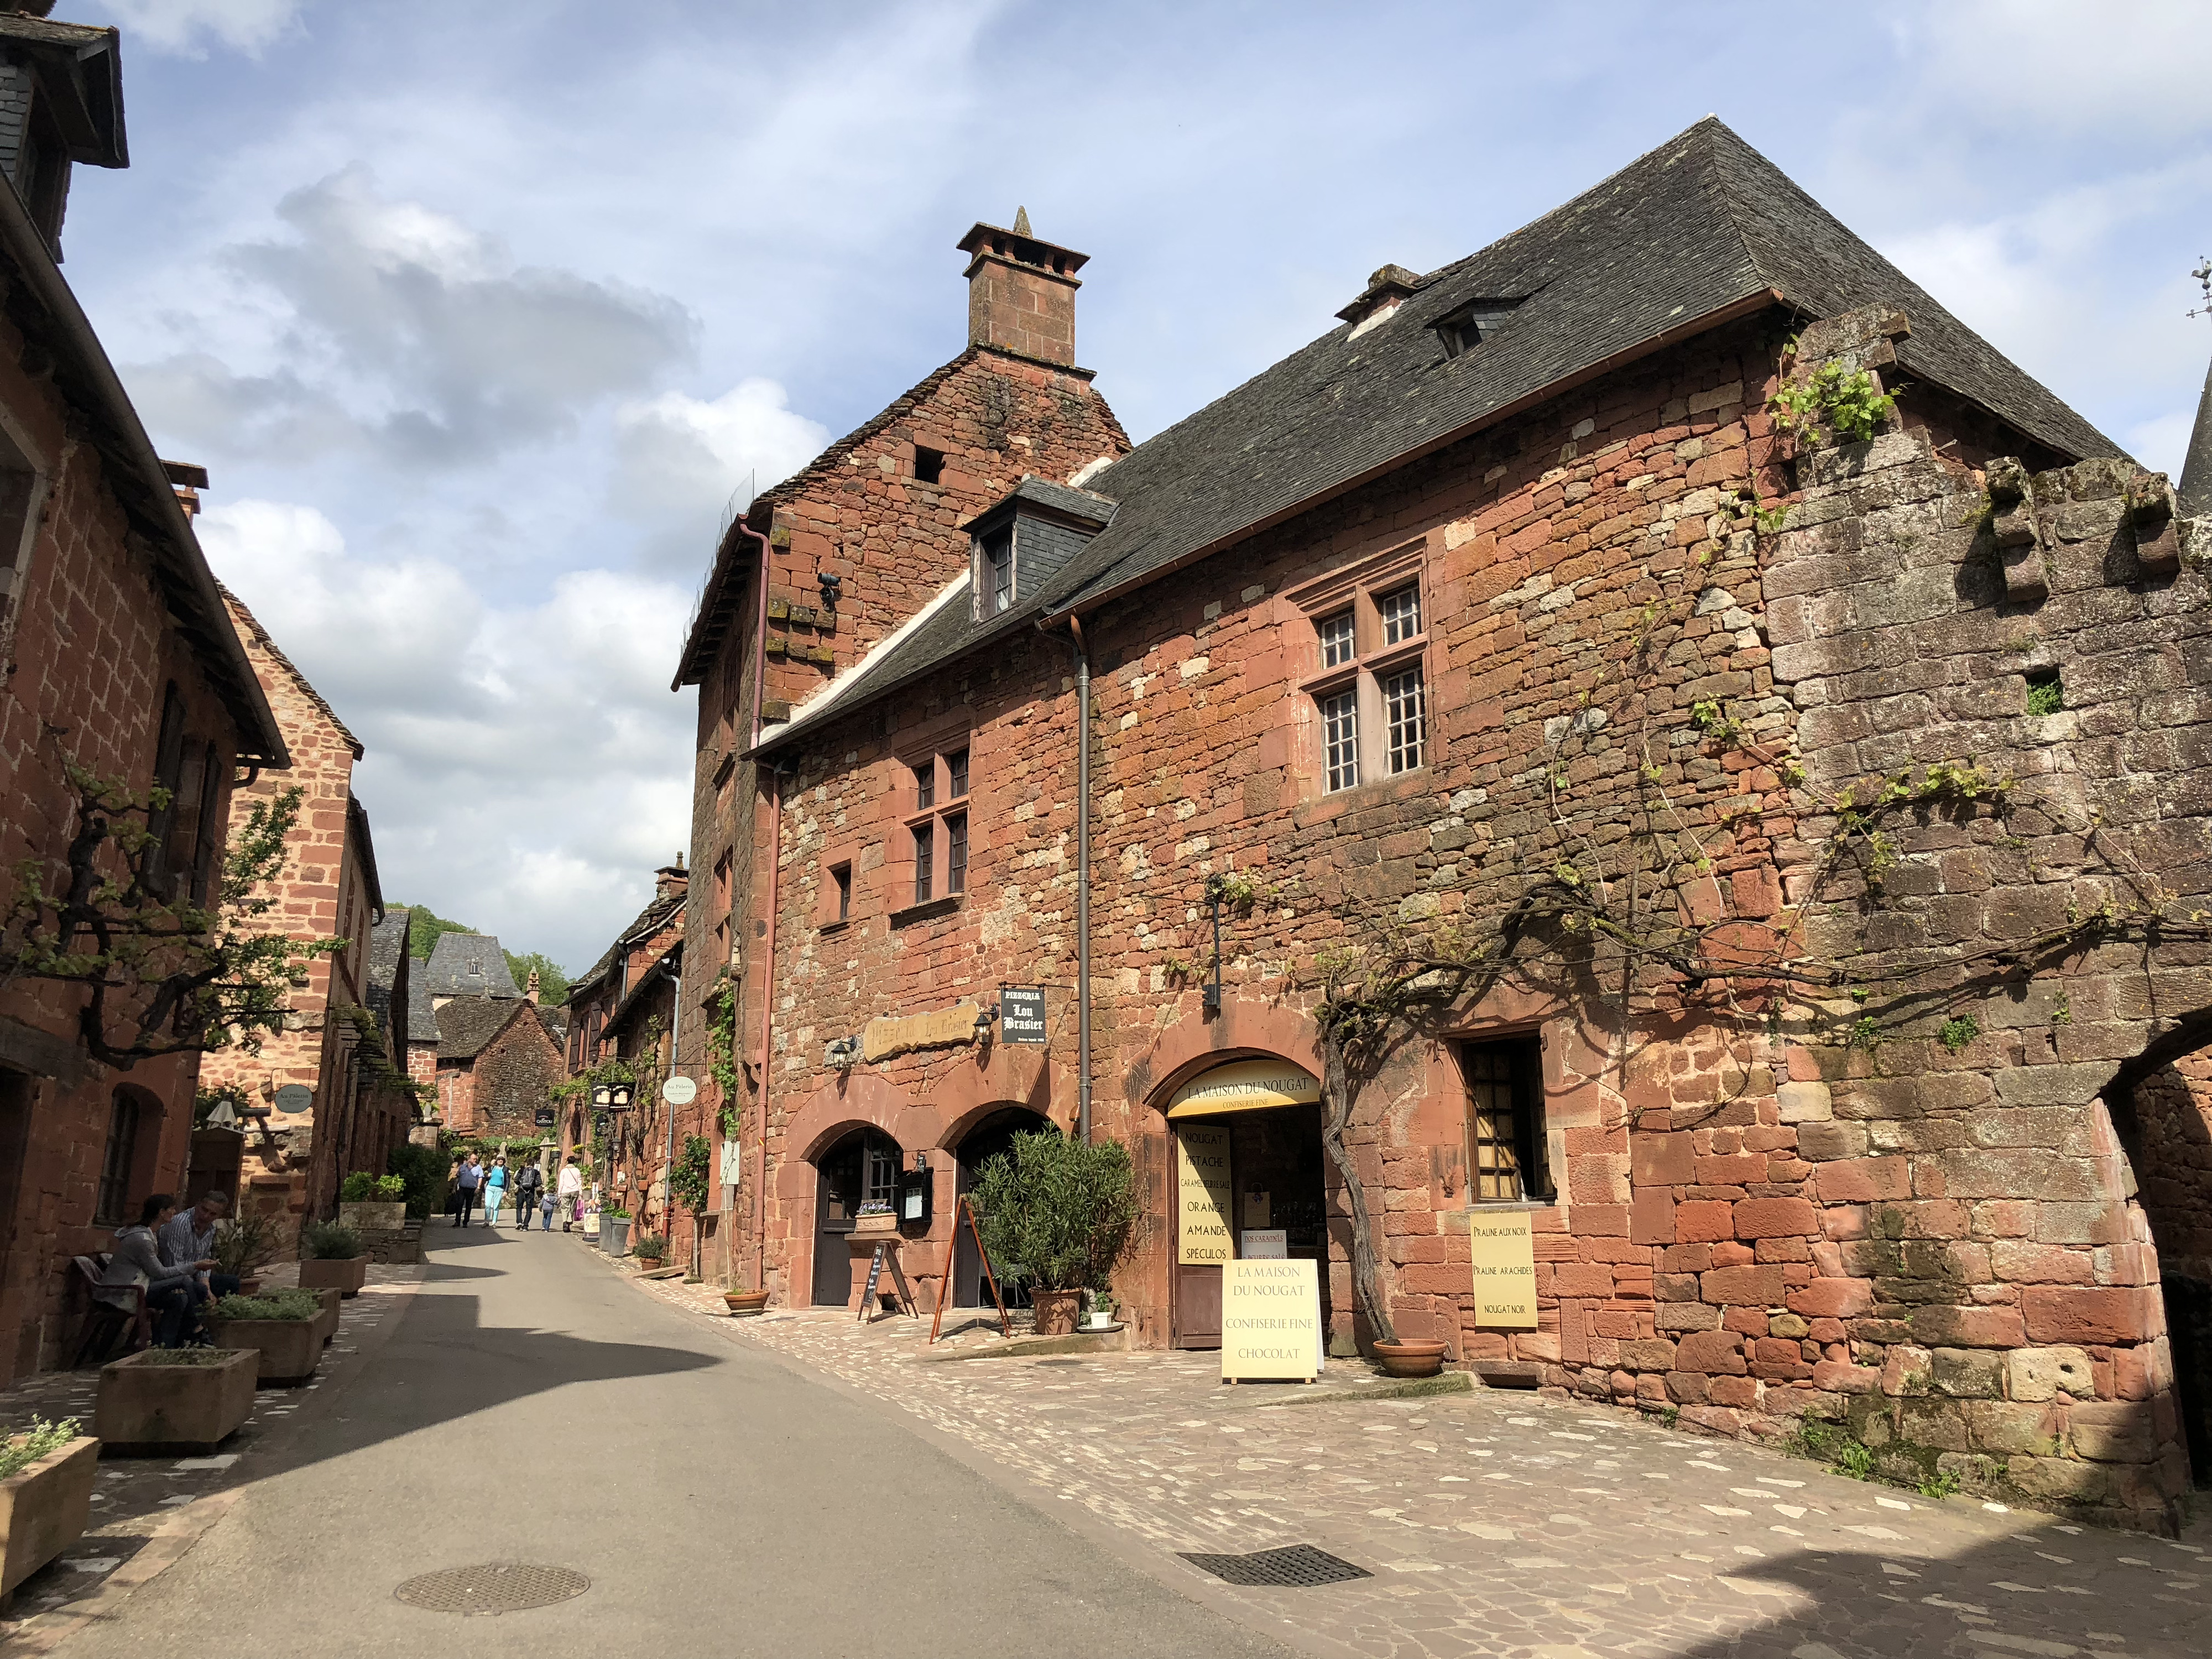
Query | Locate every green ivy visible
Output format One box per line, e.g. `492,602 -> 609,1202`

670,1134 -> 713,1217
1769,361 -> 1897,448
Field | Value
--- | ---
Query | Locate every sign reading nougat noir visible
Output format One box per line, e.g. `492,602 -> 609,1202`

1221,1258 -> 1323,1380
1175,1125 -> 1233,1265
1468,1208 -> 1538,1328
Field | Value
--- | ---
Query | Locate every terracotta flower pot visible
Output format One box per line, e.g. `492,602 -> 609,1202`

723,1290 -> 769,1317
1371,1339 -> 1448,1379
1031,1289 -> 1081,1337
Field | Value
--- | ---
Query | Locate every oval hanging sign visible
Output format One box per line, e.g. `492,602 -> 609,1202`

661,1075 -> 698,1106
272,1083 -> 312,1113
1166,1060 -> 1321,1119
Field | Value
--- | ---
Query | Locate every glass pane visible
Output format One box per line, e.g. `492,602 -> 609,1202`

1462,1046 -> 1521,1202
946,748 -> 969,799
945,812 -> 968,894
1379,584 -> 1422,645
987,530 -> 1014,613
1318,609 -> 1355,668
1322,689 -> 1359,792
914,761 -> 933,811
1385,667 -> 1425,774
912,823 -> 933,906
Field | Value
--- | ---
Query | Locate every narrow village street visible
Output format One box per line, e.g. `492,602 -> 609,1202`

2,1226 -> 2204,1658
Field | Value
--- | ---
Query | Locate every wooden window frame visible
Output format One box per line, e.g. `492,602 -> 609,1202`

94,1089 -> 140,1225
1455,1036 -> 1551,1205
1286,545 -> 1432,798
890,737 -> 975,916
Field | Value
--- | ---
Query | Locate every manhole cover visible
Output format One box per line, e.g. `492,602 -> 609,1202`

1178,1545 -> 1371,1587
394,1562 -> 589,1615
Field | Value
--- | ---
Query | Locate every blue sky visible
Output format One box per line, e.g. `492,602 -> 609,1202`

67,0 -> 2212,971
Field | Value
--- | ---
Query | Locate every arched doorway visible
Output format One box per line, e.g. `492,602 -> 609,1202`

2110,1052 -> 2212,1486
1163,1060 -> 1329,1350
949,1107 -> 1048,1308
812,1128 -> 901,1308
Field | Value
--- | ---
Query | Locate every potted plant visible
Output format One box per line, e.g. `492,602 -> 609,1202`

971,1131 -> 1136,1338
630,1231 -> 666,1266
853,1200 -> 898,1237
336,1171 -> 406,1233
0,1417 -> 97,1602
94,1349 -> 257,1453
297,1219 -> 368,1297
211,1211 -> 281,1296
601,1207 -> 630,1256
202,1290 -> 324,1385
722,1282 -> 769,1317
1083,1288 -> 1118,1332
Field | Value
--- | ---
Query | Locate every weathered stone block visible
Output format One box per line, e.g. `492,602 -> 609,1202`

1929,1347 -> 2003,1399
1968,1400 -> 2063,1457
1775,1081 -> 1833,1123
2021,1286 -> 2157,1347
1908,1305 -> 2024,1349
1673,1330 -> 1747,1375
1733,1197 -> 1819,1239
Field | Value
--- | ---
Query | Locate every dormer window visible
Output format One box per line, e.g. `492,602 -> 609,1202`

1434,299 -> 1524,359
983,526 -> 1014,614
967,477 -> 1116,622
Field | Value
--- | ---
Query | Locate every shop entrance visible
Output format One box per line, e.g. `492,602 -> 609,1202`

811,1128 -> 900,1308
1166,1060 -> 1328,1350
951,1107 -> 1046,1308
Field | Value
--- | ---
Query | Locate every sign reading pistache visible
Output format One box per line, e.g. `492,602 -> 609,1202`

1175,1125 -> 1233,1265
1468,1208 -> 1539,1328
998,987 -> 1046,1044
1221,1258 -> 1323,1381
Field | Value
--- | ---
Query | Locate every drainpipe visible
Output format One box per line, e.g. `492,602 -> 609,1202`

751,761 -> 784,1291
1067,615 -> 1094,1144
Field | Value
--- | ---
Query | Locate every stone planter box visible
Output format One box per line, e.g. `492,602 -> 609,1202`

298,1255 -> 367,1297
337,1201 -> 405,1233
296,1286 -> 341,1347
94,1349 -> 257,1454
0,1436 -> 97,1602
204,1315 -> 321,1386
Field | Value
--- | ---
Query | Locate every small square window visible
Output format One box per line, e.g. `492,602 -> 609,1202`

945,812 -> 968,894
1318,610 -> 1355,669
945,748 -> 969,800
912,822 -> 933,906
914,446 -> 945,485
1384,666 -> 1425,774
1321,688 -> 1360,792
913,761 -> 935,812
1379,585 -> 1421,645
831,863 -> 852,923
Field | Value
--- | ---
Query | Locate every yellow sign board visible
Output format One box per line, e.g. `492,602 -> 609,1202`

1166,1061 -> 1321,1119
1222,1258 -> 1323,1380
1469,1208 -> 1538,1328
1175,1124 -> 1233,1265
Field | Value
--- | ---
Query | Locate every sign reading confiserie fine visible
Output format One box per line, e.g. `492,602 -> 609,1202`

1175,1124 -> 1233,1265
1468,1208 -> 1539,1328
1221,1258 -> 1323,1381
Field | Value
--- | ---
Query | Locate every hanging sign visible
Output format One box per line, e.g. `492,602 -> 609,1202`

718,1140 -> 744,1186
1175,1124 -> 1233,1265
999,987 -> 1047,1044
1166,1061 -> 1320,1119
1221,1258 -> 1323,1381
273,1084 -> 312,1113
662,1075 -> 697,1105
534,1108 -> 555,1129
1240,1229 -> 1286,1259
1468,1208 -> 1539,1328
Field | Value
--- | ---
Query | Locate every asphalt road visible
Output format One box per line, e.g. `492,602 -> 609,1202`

62,1222 -> 1292,1658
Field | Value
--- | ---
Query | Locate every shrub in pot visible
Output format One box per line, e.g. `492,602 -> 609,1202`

970,1131 -> 1136,1337
601,1208 -> 630,1256
95,1349 -> 257,1453
204,1290 -> 324,1385
0,1417 -> 97,1601
336,1171 -> 406,1233
212,1212 -> 282,1295
630,1231 -> 666,1265
297,1220 -> 368,1297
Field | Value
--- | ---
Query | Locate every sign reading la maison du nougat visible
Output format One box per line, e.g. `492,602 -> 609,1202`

1175,1125 -> 1232,1265
1221,1258 -> 1323,1381
1468,1208 -> 1538,1328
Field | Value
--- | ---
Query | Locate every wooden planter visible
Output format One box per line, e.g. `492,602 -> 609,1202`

0,1436 -> 98,1601
95,1349 -> 257,1454
298,1255 -> 367,1297
336,1201 -> 405,1233
204,1316 -> 321,1386
853,1212 -> 899,1237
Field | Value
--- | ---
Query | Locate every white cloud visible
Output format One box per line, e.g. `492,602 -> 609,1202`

108,0 -> 307,58
611,379 -> 828,530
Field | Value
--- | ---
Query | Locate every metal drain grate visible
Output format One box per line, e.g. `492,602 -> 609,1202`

394,1562 -> 589,1615
1178,1545 -> 1372,1587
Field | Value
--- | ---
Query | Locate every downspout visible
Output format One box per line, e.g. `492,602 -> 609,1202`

1068,614 -> 1093,1144
752,762 -> 783,1289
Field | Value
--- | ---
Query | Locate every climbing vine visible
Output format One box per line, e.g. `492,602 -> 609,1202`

706,983 -> 742,1138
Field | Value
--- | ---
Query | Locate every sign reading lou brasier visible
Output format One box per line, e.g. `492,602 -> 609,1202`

1468,1208 -> 1539,1328
998,987 -> 1046,1044
1175,1124 -> 1232,1265
1221,1258 -> 1323,1381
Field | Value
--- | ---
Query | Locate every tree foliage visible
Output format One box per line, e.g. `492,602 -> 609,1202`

970,1131 -> 1137,1293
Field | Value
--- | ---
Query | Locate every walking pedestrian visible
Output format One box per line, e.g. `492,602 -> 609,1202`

514,1159 -> 544,1229
538,1186 -> 557,1232
452,1152 -> 482,1227
556,1155 -> 583,1233
483,1155 -> 508,1227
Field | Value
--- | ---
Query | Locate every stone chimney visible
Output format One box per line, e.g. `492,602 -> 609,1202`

654,860 -> 688,904
162,459 -> 207,518
957,207 -> 1088,368
525,968 -> 541,1005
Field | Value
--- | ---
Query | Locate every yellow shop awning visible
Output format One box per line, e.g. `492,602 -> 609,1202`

1166,1060 -> 1322,1119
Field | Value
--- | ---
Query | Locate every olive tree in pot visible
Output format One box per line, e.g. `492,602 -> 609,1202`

298,1220 -> 367,1296
211,1212 -> 282,1295
970,1131 -> 1137,1337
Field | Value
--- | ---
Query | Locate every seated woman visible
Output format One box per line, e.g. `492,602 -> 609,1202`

97,1193 -> 215,1348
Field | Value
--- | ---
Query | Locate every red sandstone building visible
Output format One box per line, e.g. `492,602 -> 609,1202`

676,123 -> 2212,1528
0,16 -> 291,1381
408,932 -> 564,1141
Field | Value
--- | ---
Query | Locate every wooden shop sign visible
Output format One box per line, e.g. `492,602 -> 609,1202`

998,987 -> 1046,1044
1220,1258 -> 1322,1381
1175,1124 -> 1232,1265
1468,1208 -> 1538,1328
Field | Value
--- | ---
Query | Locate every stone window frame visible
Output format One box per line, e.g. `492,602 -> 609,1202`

0,403 -> 47,656
1451,1032 -> 1554,1207
1284,541 -> 1432,799
816,841 -> 862,932
887,726 -> 976,920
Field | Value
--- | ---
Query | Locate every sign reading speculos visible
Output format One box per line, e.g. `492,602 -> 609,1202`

1175,1125 -> 1232,1265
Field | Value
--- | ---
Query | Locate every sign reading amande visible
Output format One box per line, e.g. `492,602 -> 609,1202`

1221,1258 -> 1323,1380
1175,1125 -> 1232,1265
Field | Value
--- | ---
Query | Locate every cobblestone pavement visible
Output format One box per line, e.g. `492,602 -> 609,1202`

621,1262 -> 2210,1659
0,1261 -> 423,1653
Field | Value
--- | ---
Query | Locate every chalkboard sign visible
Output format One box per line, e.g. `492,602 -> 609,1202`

999,987 -> 1046,1044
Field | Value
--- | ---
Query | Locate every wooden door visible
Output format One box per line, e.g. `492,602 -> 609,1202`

1171,1121 -> 1233,1349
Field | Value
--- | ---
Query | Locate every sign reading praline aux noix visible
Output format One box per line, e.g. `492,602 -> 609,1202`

1175,1125 -> 1232,1265
1468,1208 -> 1539,1328
998,987 -> 1046,1044
1221,1258 -> 1323,1380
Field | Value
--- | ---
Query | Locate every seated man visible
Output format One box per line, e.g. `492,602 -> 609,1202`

158,1189 -> 239,1300
98,1194 -> 214,1348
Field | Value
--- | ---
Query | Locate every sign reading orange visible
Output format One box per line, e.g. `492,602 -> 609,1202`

1175,1125 -> 1232,1265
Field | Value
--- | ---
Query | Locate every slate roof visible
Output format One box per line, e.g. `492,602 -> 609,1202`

366,909 -> 411,1049
423,932 -> 520,1000
406,972 -> 438,1047
566,891 -> 686,1004
753,118 -> 2117,757
435,997 -> 530,1062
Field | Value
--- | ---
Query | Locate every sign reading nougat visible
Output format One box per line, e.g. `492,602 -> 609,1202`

1175,1125 -> 1232,1265
1468,1208 -> 1538,1328
1221,1258 -> 1322,1381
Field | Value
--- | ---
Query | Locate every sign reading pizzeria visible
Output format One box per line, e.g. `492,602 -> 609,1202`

998,987 -> 1046,1044
1468,1208 -> 1539,1328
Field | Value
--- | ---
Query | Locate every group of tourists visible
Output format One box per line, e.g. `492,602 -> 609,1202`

449,1150 -> 588,1232
93,1188 -> 239,1348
